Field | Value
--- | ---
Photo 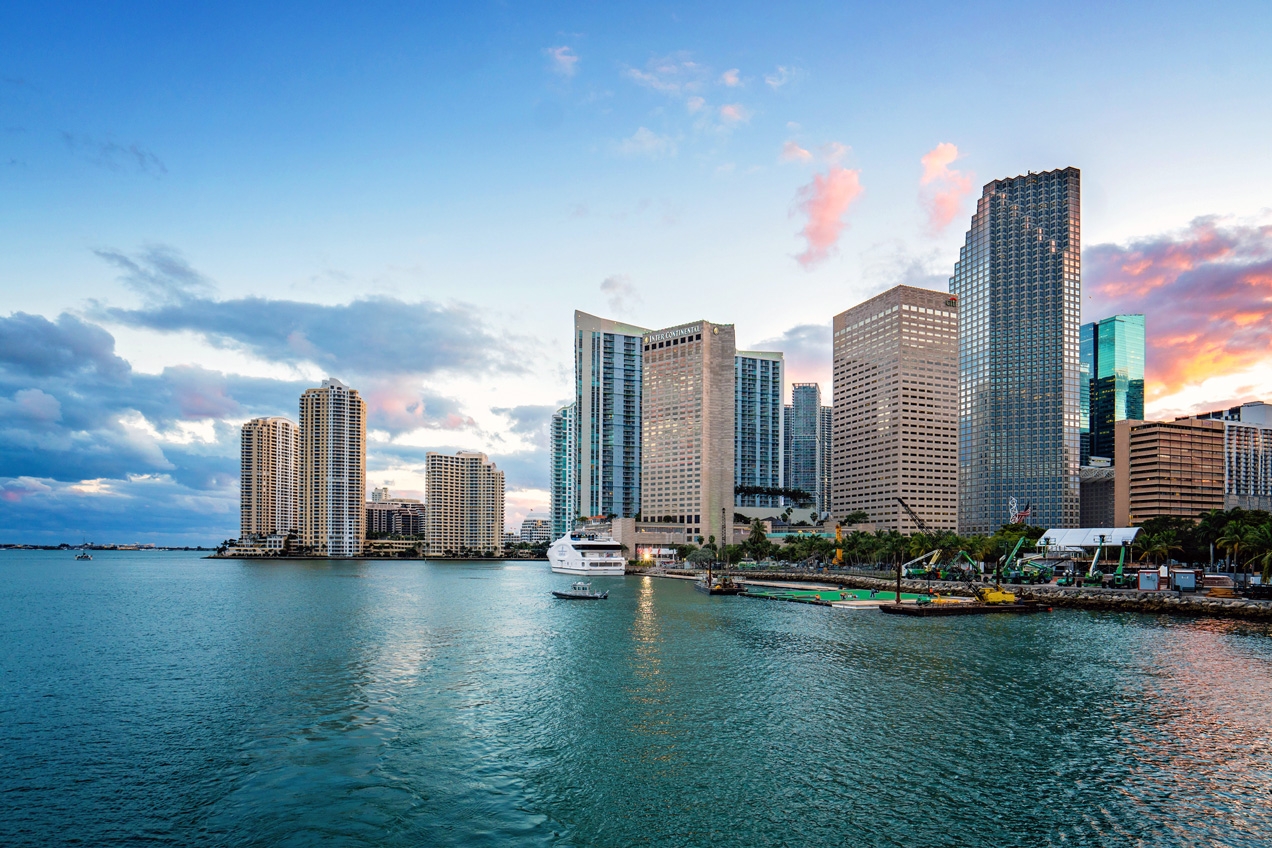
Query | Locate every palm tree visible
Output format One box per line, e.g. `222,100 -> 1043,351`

1243,524 -> 1272,584
1217,523 -> 1246,575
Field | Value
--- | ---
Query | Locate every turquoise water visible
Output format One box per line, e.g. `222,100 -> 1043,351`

3,551 -> 1271,846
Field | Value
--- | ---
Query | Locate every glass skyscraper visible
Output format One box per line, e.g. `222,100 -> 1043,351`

784,383 -> 829,513
574,311 -> 648,520
1081,314 -> 1145,463
950,167 -> 1082,533
549,402 -> 576,538
734,351 -> 784,508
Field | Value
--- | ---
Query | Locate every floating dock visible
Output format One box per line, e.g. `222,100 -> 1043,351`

878,601 -> 1049,617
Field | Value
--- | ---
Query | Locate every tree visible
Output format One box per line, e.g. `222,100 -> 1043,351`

1244,523 -> 1272,583
843,510 -> 869,525
1217,523 -> 1247,573
744,519 -> 770,561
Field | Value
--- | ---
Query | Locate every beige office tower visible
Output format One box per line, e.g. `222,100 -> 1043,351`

832,286 -> 958,532
240,416 -> 299,539
640,320 -> 735,543
299,378 -> 367,557
425,451 -> 505,557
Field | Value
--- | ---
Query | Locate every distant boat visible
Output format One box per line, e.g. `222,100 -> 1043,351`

548,531 -> 626,576
551,581 -> 609,600
75,551 -> 92,560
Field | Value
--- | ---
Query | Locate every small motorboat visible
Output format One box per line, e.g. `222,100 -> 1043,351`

551,581 -> 609,600
694,573 -> 746,595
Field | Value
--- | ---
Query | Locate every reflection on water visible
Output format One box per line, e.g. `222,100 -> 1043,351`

1,552 -> 1271,847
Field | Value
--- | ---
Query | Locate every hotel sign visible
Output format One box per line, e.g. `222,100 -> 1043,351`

643,324 -> 702,345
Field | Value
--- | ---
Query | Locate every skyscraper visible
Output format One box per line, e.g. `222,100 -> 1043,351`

240,416 -> 299,540
640,320 -> 735,543
831,285 -> 958,532
549,402 -> 576,538
299,378 -> 367,557
734,351 -> 784,508
425,451 -> 505,556
784,383 -> 825,512
1081,314 -> 1145,463
819,404 -> 832,515
574,311 -> 648,520
950,167 -> 1082,533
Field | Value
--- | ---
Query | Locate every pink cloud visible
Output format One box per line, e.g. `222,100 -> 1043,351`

793,167 -> 863,269
686,96 -> 705,114
780,140 -> 812,163
719,103 -> 750,123
1086,217 -> 1272,401
544,46 -> 579,77
720,68 -> 741,87
919,142 -> 973,232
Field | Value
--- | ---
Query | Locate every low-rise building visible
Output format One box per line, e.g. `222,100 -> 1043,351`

520,512 -> 552,543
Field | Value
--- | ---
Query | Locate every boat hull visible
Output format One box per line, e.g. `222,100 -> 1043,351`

878,602 -> 1048,617
551,590 -> 609,600
550,563 -> 625,576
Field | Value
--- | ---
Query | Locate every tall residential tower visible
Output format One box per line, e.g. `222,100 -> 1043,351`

574,311 -> 648,521
240,416 -> 299,540
950,167 -> 1082,533
734,351 -> 784,508
549,402 -> 576,538
784,383 -> 829,513
299,378 -> 367,557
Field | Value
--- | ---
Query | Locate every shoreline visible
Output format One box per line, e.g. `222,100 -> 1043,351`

633,567 -> 1272,622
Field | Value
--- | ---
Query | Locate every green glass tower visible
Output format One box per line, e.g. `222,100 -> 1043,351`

1081,314 -> 1145,463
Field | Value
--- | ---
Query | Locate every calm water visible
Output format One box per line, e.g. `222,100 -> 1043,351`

3,552 -> 1272,847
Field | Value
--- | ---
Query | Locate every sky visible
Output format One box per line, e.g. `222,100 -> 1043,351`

2,1 -> 1271,543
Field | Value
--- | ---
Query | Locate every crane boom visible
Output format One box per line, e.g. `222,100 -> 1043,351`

895,496 -> 932,535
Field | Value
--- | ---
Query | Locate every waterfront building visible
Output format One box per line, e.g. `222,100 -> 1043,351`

1081,314 -> 1145,463
425,451 -> 505,556
640,320 -> 736,543
574,311 -> 649,521
1183,401 -> 1272,511
950,167 -> 1082,533
520,511 -> 553,544
366,496 -> 425,537
831,285 -> 958,533
735,351 -> 784,508
549,403 -> 576,538
820,405 -> 832,516
369,487 -> 390,503
783,383 -> 828,512
240,416 -> 299,540
1114,419 -> 1225,524
299,379 -> 367,557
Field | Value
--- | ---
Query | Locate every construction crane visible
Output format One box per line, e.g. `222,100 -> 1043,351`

895,497 -> 932,535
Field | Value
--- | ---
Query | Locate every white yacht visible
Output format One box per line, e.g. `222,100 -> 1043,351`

548,531 -> 627,576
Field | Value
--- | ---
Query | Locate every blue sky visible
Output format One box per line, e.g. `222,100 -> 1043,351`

3,1 -> 1271,542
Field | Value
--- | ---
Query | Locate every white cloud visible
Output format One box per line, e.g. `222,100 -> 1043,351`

616,127 -> 676,158
544,46 -> 579,77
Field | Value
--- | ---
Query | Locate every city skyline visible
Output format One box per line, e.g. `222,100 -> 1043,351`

3,3 -> 1272,542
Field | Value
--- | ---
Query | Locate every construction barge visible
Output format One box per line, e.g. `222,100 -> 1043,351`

879,601 -> 1049,617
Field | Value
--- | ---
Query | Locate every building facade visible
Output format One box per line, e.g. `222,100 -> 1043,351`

1081,314 -> 1145,463
575,311 -> 648,522
366,499 -> 425,536
831,285 -> 958,533
1185,402 -> 1272,511
640,320 -> 735,544
783,383 -> 828,512
425,451 -> 505,556
1114,419 -> 1225,525
734,351 -> 784,508
950,167 -> 1082,533
549,402 -> 576,539
519,512 -> 553,544
819,405 -> 832,515
299,379 -> 367,557
240,416 -> 299,540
